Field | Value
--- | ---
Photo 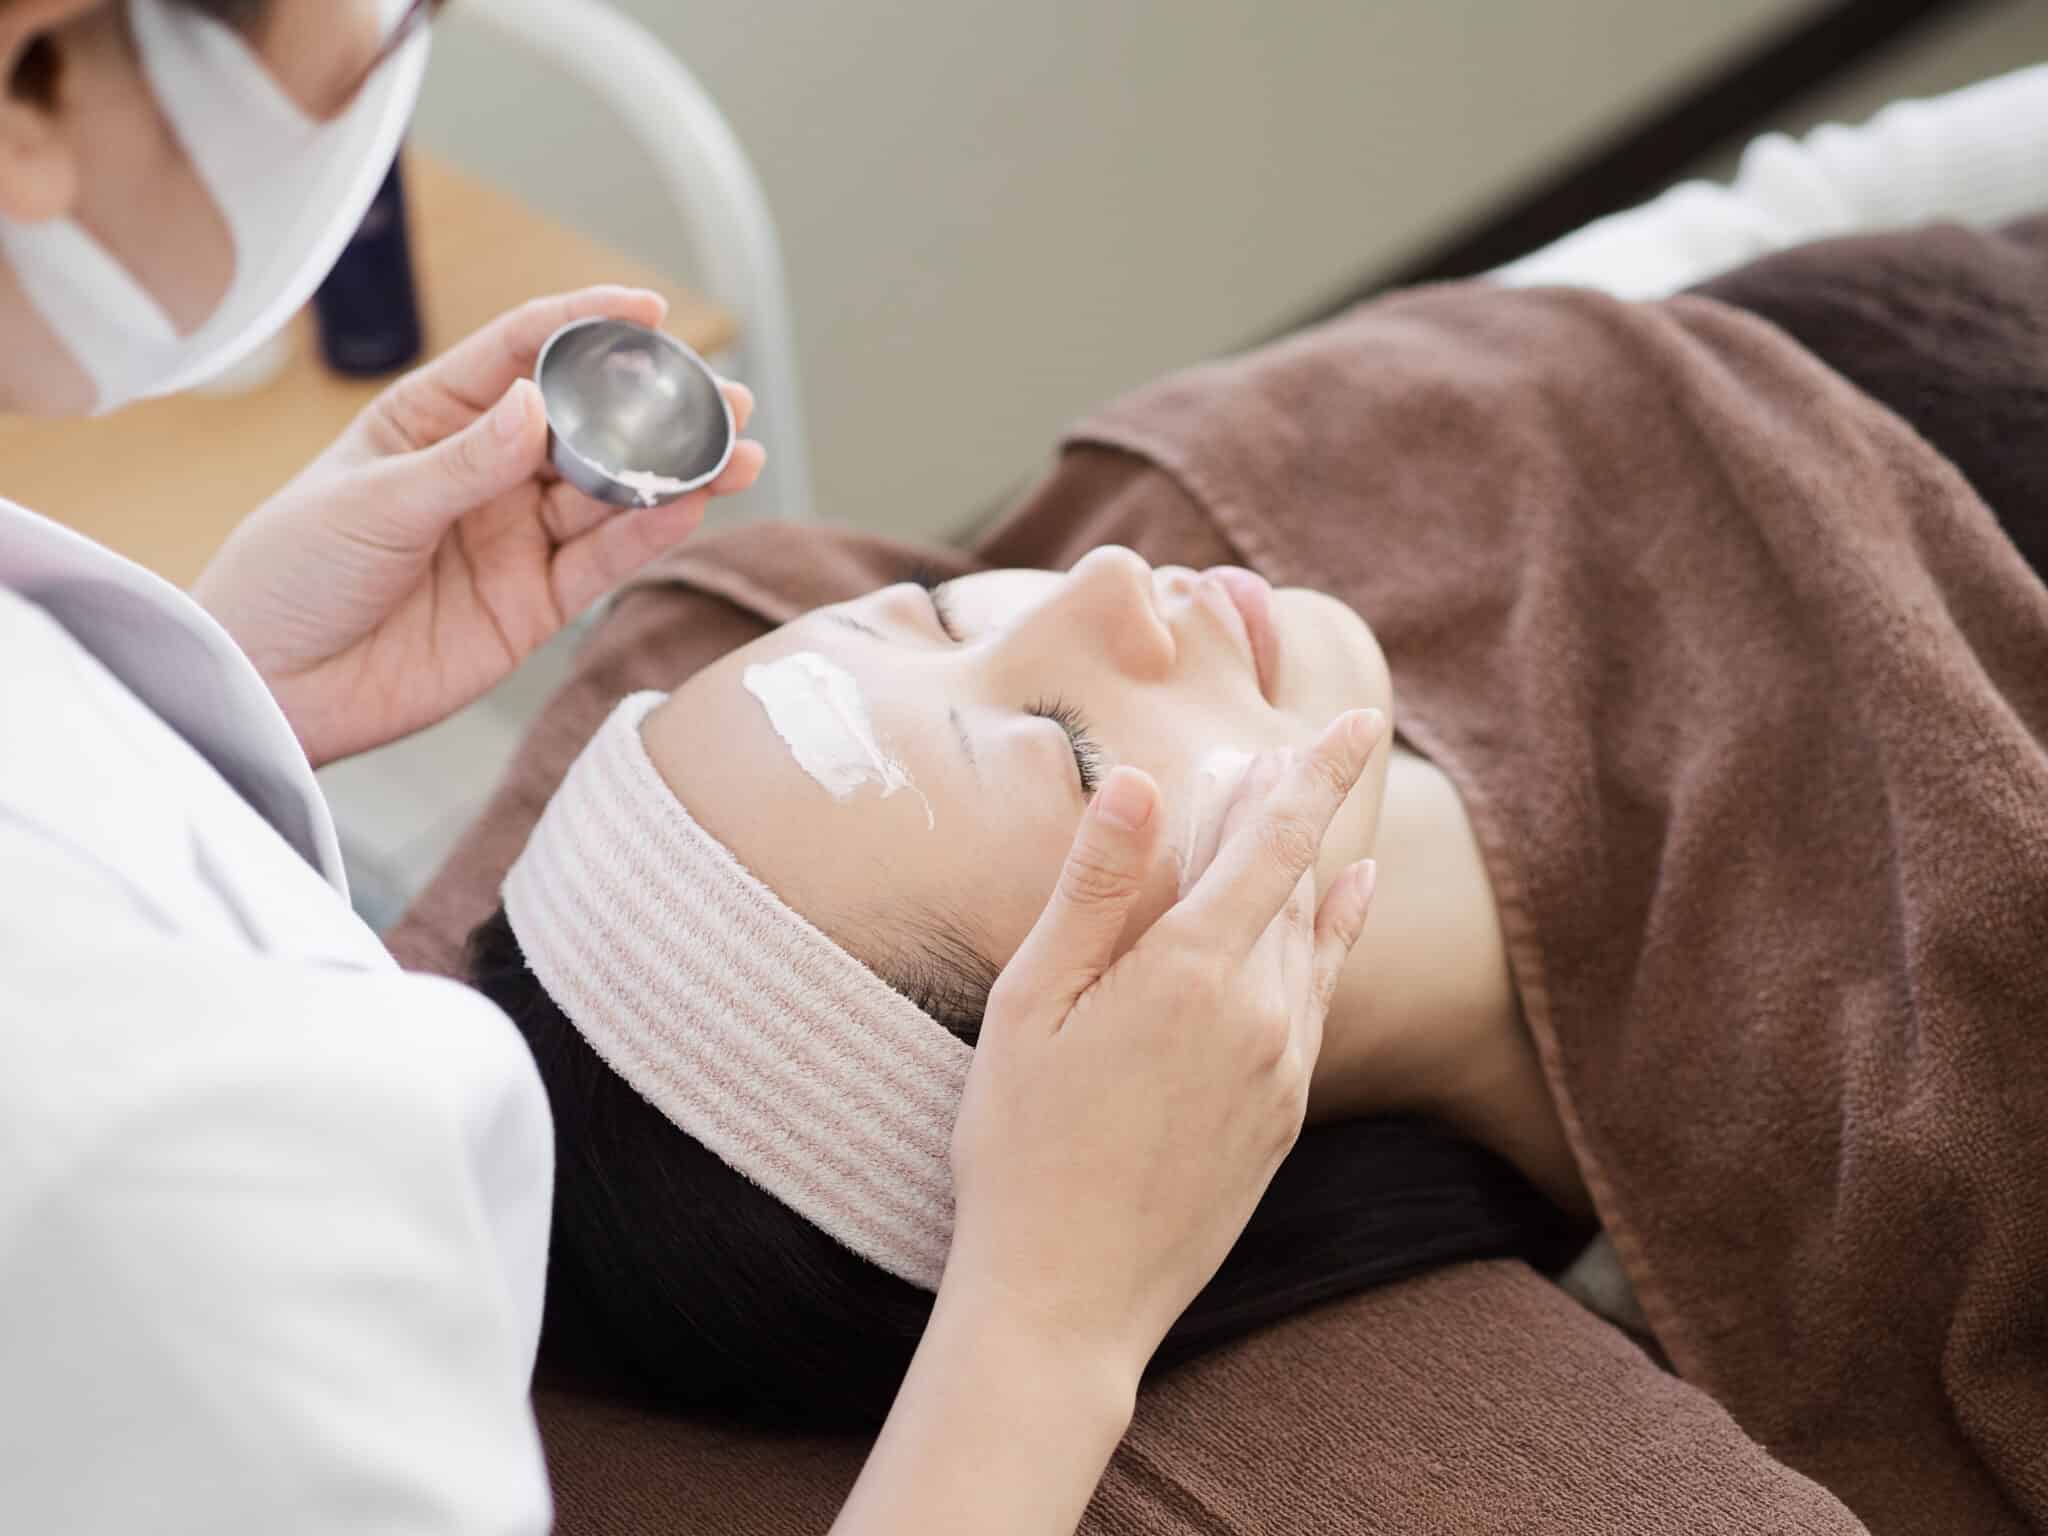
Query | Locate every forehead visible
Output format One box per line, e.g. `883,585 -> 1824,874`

700,604 -> 966,790
639,613 -> 970,937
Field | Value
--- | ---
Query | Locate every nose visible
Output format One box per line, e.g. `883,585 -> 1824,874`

1000,545 -> 1175,682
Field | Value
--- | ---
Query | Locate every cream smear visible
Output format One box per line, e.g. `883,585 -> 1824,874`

1175,748 -> 1255,896
610,467 -> 692,507
743,651 -> 935,828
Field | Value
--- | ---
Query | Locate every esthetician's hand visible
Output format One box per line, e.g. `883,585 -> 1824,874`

951,707 -> 1384,1381
192,287 -> 765,769
830,709 -> 1384,1536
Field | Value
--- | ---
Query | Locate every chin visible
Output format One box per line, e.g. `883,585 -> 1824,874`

1270,588 -> 1394,728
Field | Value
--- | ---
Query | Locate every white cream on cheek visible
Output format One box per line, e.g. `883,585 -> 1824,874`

743,651 -> 935,829
1175,748 -> 1254,896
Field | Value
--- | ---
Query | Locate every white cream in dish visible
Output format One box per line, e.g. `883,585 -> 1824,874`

609,466 -> 693,507
743,651 -> 934,828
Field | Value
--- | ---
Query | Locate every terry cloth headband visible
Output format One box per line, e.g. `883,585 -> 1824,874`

503,691 -> 973,1292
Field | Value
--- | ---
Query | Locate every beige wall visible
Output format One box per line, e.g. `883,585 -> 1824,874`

343,0 -> 2048,919
416,0 -> 1834,541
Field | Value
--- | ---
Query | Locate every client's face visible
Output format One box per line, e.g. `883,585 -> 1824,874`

642,547 -> 1394,984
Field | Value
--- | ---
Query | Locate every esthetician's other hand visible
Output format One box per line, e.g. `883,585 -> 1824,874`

192,287 -> 765,769
832,709 -> 1385,1536
955,708 -> 1384,1378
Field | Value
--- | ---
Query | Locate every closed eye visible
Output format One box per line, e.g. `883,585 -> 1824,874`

909,570 -> 1102,794
1026,696 -> 1107,796
910,567 -> 964,642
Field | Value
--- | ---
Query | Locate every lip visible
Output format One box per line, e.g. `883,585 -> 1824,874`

1205,566 -> 1281,701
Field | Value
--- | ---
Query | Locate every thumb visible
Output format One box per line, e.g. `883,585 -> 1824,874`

367,379 -> 548,545
993,767 -> 1161,1030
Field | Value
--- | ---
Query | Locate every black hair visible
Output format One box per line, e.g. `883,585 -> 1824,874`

873,905 -> 1003,1041
12,2 -> 271,108
468,905 -> 1586,1429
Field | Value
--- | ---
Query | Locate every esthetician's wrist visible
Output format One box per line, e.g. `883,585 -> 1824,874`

833,1267 -> 1138,1534
930,1265 -> 1142,1441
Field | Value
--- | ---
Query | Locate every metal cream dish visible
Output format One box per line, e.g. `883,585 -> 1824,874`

535,317 -> 737,508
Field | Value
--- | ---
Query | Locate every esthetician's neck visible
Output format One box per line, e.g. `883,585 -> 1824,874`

1312,744 -> 1592,1221
0,273 -> 95,415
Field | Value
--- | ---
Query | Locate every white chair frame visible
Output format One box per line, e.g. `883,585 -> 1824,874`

454,0 -> 814,525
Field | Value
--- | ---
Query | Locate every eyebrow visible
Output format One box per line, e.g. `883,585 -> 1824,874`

949,706 -> 981,783
818,611 -> 981,782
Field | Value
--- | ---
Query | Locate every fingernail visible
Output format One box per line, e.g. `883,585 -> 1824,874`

1096,768 -> 1153,831
1350,709 -> 1385,753
495,383 -> 532,444
1357,858 -> 1378,906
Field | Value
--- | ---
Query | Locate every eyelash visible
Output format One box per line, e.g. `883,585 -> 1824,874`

911,569 -> 1106,796
906,566 -> 954,631
928,585 -> 964,641
1026,697 -> 1108,796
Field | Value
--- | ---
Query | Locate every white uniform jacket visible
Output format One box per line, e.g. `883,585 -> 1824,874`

0,498 -> 553,1536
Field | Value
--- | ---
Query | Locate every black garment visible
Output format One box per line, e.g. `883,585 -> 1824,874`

1697,213 -> 2048,583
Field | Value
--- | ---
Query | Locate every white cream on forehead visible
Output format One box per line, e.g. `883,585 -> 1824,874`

743,651 -> 935,828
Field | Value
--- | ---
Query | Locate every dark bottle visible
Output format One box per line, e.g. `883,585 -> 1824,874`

314,155 -> 425,377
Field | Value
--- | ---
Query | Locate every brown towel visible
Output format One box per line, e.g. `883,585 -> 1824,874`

536,1263 -> 1856,1535
393,220 -> 2048,1534
1056,242 -> 2048,1529
390,493 -> 1862,1534
1695,214 -> 2048,579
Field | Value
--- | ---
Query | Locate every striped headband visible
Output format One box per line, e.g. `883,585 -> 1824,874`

502,691 -> 973,1291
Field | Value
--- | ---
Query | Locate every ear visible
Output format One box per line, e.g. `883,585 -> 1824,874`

0,0 -> 103,224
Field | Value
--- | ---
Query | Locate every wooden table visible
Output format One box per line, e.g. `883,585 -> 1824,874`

0,153 -> 735,589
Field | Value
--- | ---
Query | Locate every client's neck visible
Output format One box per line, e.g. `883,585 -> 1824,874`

1312,745 -> 1593,1221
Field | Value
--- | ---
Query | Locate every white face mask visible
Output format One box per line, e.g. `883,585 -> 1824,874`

0,0 -> 428,414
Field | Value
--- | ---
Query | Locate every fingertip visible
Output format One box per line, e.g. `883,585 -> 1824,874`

1314,858 -> 1379,981
1094,765 -> 1158,833
1344,858 -> 1379,939
501,376 -> 545,442
471,379 -> 546,480
570,284 -> 667,331
1336,706 -> 1386,757
720,379 -> 757,432
605,283 -> 667,323
713,440 -> 768,495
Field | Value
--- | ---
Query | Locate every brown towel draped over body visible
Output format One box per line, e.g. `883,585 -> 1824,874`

393,219 -> 2048,1535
